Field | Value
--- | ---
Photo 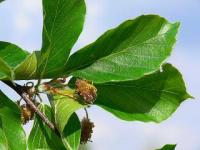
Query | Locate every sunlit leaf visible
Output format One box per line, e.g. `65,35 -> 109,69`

66,15 -> 180,83
38,0 -> 86,78
0,42 -> 37,80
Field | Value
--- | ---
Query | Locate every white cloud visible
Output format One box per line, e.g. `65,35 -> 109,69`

12,0 -> 42,32
19,0 -> 41,14
14,14 -> 31,31
86,0 -> 105,17
72,0 -> 106,51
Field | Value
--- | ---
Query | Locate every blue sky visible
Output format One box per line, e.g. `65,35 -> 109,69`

0,0 -> 200,150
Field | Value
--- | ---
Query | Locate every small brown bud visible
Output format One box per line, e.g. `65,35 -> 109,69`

80,117 -> 95,144
75,79 -> 97,104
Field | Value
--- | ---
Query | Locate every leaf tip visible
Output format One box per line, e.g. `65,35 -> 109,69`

185,93 -> 195,99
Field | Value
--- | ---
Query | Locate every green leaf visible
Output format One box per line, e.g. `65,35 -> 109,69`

156,144 -> 176,150
92,64 -> 191,122
14,52 -> 37,80
49,94 -> 85,133
62,113 -> 81,150
66,15 -> 180,83
28,104 -> 66,150
48,94 -> 85,150
38,0 -> 86,78
0,58 -> 13,80
0,42 -> 37,80
0,91 -> 26,150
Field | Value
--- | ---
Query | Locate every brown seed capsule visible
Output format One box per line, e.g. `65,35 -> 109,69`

20,104 -> 35,124
80,117 -> 95,144
21,104 -> 31,124
75,79 -> 97,104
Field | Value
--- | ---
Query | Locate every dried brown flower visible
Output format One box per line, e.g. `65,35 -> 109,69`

81,117 -> 95,144
75,79 -> 97,104
20,104 -> 35,124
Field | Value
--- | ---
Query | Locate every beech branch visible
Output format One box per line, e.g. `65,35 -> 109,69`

2,80 -> 58,134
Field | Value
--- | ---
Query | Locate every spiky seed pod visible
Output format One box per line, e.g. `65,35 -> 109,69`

75,79 -> 97,104
27,104 -> 37,120
20,104 -> 36,124
21,104 -> 32,124
80,117 -> 95,144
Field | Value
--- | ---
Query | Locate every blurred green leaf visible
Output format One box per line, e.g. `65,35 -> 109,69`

66,15 -> 180,83
0,91 -> 26,150
92,64 -> 191,122
38,0 -> 86,79
156,144 -> 176,150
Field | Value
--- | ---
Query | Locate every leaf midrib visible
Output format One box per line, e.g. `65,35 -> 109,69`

95,81 -> 180,97
40,0 -> 61,78
68,26 -> 172,74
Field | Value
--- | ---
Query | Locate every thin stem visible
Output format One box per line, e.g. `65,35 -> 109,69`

2,80 -> 58,134
84,108 -> 89,119
37,94 -> 43,102
21,93 -> 56,131
35,79 -> 41,90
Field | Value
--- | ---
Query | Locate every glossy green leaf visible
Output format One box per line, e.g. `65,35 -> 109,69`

49,94 -> 85,132
93,64 -> 191,122
0,57 -> 12,80
66,15 -> 180,83
0,42 -> 28,79
0,91 -> 26,150
156,144 -> 176,150
0,42 -> 37,80
38,0 -> 86,78
48,94 -> 85,150
28,104 -> 66,150
62,113 -> 81,150
14,52 -> 37,80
